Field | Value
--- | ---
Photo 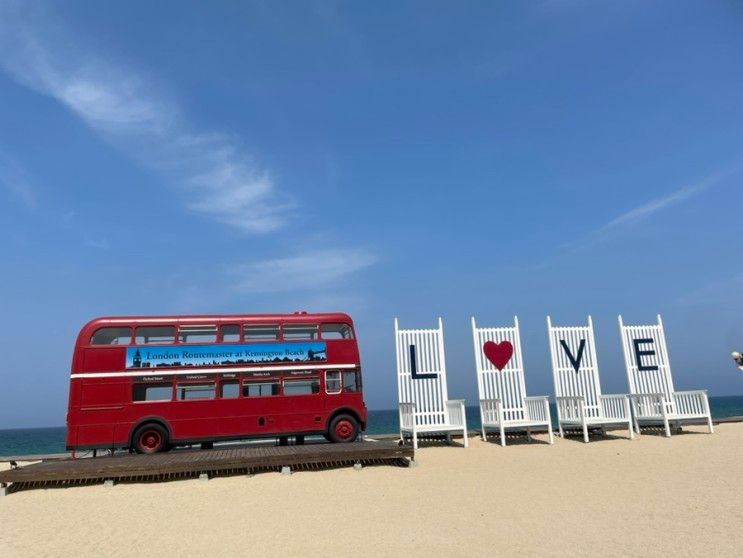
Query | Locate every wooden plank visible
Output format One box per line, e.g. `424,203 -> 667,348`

0,441 -> 412,485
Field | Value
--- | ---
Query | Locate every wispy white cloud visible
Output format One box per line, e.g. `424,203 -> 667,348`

0,4 -> 291,233
0,150 -> 37,210
674,272 -> 743,307
592,169 -> 735,237
84,239 -> 110,250
556,168 -> 738,253
232,248 -> 378,294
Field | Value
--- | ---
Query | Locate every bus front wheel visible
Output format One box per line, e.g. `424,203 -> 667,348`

132,423 -> 169,454
327,414 -> 359,443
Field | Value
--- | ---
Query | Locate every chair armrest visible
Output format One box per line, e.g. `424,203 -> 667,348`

525,396 -> 550,422
672,390 -> 710,416
599,394 -> 630,420
630,393 -> 665,418
446,399 -> 466,427
399,402 -> 416,430
479,398 -> 501,425
556,396 -> 585,421
673,390 -> 708,396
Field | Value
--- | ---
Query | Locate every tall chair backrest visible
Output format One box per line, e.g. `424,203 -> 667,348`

618,314 -> 676,411
395,318 -> 450,427
471,316 -> 527,422
547,316 -> 604,419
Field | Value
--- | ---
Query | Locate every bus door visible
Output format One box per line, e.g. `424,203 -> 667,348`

281,370 -> 324,432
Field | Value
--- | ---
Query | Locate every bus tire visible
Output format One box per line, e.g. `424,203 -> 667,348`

132,423 -> 169,454
327,414 -> 359,443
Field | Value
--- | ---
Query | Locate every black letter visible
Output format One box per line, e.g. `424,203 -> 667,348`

410,344 -> 437,379
559,339 -> 586,372
633,338 -> 658,371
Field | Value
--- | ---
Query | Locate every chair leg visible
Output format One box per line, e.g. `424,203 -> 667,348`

558,422 -> 564,438
548,423 -> 554,445
463,427 -> 469,448
526,426 -> 532,442
582,421 -> 589,443
481,426 -> 486,442
633,415 -> 640,435
500,424 -> 506,447
663,417 -> 671,437
628,420 -> 635,440
445,433 -> 451,445
707,414 -> 715,434
413,432 -> 418,451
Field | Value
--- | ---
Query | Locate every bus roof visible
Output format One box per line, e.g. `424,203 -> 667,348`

80,311 -> 353,330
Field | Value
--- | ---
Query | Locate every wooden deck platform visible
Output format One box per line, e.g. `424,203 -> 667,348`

0,440 -> 413,494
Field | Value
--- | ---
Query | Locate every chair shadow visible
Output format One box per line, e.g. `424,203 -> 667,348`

399,436 -> 468,449
635,425 -> 708,437
482,431 -> 553,446
558,428 -> 633,443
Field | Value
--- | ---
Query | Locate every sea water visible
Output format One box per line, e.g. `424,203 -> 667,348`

2,395 -> 743,457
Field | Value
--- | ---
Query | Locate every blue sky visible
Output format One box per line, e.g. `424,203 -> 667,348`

1,1 -> 742,428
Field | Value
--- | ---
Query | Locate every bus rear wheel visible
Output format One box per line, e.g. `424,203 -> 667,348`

133,423 -> 169,454
327,414 -> 359,443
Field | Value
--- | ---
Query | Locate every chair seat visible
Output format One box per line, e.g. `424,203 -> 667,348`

401,423 -> 464,433
483,418 -> 550,428
559,415 -> 629,426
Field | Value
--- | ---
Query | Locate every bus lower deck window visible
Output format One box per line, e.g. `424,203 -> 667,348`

343,371 -> 359,393
284,379 -> 320,396
176,383 -> 216,401
133,383 -> 172,402
243,381 -> 280,397
220,381 -> 239,398
325,371 -> 342,394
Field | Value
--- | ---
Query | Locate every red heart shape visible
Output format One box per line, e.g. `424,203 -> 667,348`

483,341 -> 513,371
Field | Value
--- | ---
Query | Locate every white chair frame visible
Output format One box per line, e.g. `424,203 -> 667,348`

619,314 -> 713,436
547,316 -> 634,442
395,318 -> 467,449
472,316 -> 553,446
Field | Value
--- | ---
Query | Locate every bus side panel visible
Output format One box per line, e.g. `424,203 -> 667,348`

68,378 -> 129,448
81,347 -> 125,372
326,340 -> 359,364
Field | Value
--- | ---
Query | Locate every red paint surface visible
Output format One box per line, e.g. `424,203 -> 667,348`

66,312 -> 367,451
483,340 -> 513,371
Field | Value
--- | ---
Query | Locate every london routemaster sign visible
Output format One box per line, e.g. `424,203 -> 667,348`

125,342 -> 327,369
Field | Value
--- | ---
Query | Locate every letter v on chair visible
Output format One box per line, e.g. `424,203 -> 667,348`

547,316 -> 634,442
395,318 -> 467,449
472,316 -> 553,446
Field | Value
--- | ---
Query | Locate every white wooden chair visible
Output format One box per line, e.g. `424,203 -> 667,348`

395,318 -> 467,449
471,316 -> 553,446
547,316 -> 634,442
619,315 -> 713,436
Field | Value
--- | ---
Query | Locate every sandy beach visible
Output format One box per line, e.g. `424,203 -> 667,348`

1,423 -> 742,557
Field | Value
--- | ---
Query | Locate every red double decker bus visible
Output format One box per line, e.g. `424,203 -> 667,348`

66,312 -> 367,453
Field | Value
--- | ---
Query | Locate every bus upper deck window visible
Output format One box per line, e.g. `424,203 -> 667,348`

135,326 -> 176,345
91,327 -> 132,345
221,325 -> 240,342
244,325 -> 280,341
321,324 -> 354,340
179,325 -> 217,344
283,325 -> 318,340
